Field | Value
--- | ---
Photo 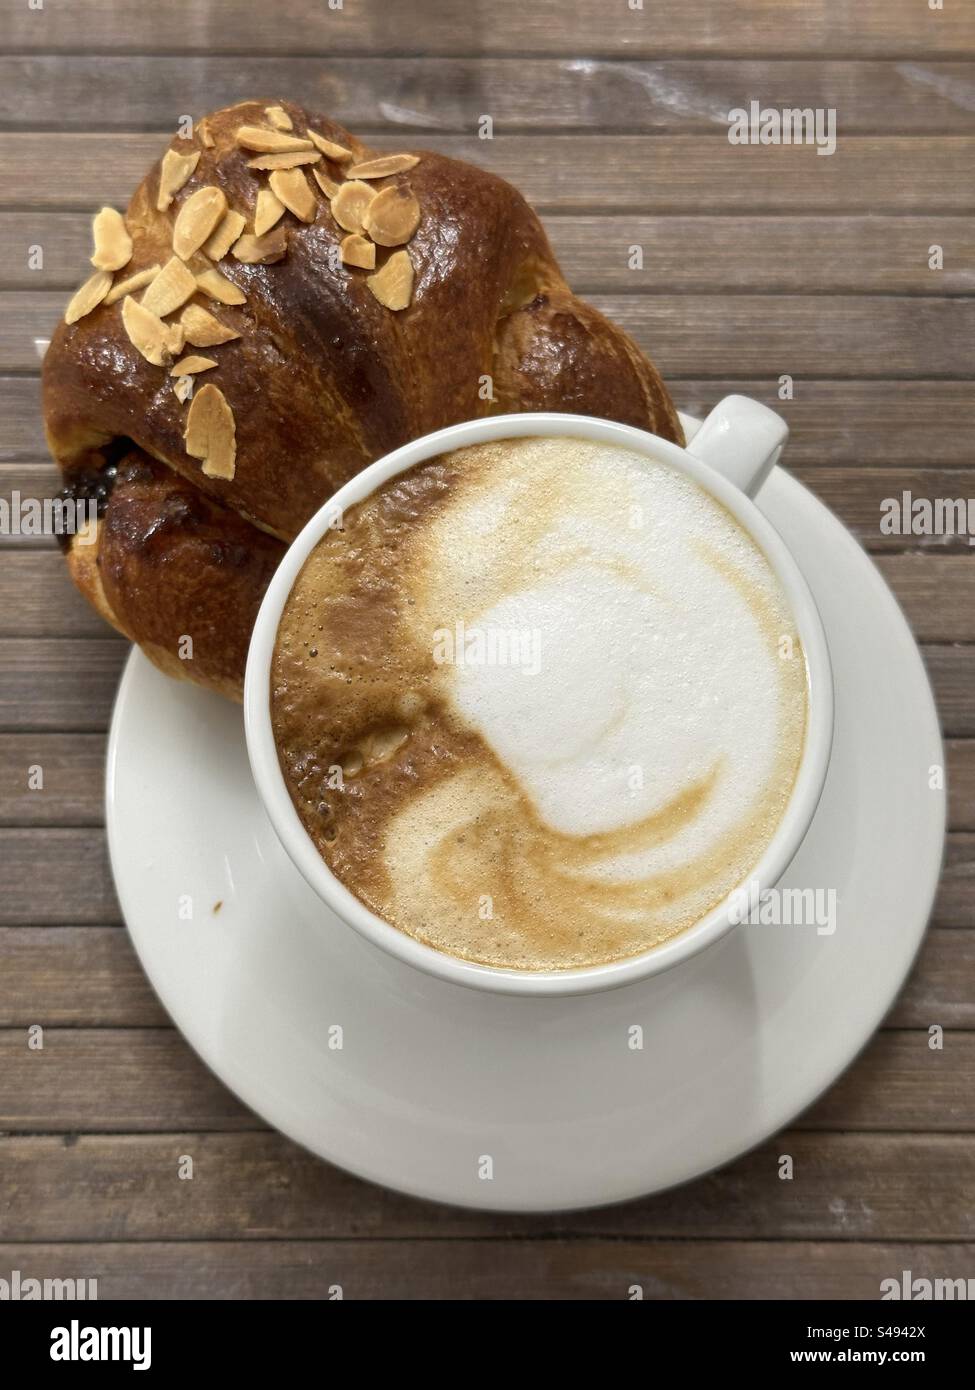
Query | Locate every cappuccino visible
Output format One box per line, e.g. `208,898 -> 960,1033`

271,437 -> 808,970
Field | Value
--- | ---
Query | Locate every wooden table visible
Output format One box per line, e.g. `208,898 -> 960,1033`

1,0 -> 973,1299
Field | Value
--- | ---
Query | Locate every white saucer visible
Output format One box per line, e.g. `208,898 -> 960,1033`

106,415 -> 945,1211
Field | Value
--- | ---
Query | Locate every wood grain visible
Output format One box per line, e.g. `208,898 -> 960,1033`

0,640 -> 127,731
6,376 -> 972,465
0,1131 -> 971,1241
5,58 -> 975,133
0,1028 -> 970,1133
0,1238 -> 972,1300
2,0 -> 971,58
3,134 -> 972,212
6,212 -> 973,294
1,925 -> 969,1030
9,289 -> 974,377
8,462 -> 975,554
3,550 -> 974,641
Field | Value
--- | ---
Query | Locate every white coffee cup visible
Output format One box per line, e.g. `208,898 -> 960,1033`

245,398 -> 833,996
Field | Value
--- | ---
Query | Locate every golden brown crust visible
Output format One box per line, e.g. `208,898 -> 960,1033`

44,100 -> 684,696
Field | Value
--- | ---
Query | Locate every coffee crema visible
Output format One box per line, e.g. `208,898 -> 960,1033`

270,437 -> 808,970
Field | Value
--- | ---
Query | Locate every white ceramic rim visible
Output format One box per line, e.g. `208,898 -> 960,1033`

244,412 -> 834,997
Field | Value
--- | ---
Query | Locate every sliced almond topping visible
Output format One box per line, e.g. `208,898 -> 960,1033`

140,255 -> 198,317
330,180 -> 376,235
195,268 -> 247,305
173,375 -> 194,403
104,264 -> 162,306
122,294 -> 181,365
231,228 -> 288,264
254,187 -> 285,237
170,355 -> 218,376
202,209 -> 246,261
173,186 -> 228,260
312,167 -> 341,199
340,234 -> 376,270
366,249 -> 414,311
307,130 -> 354,161
347,153 -> 420,179
234,125 -> 314,154
64,270 -> 112,325
269,167 -> 316,223
264,106 -> 293,131
90,207 -> 132,272
197,120 -> 215,149
156,149 -> 201,212
362,184 -> 421,247
180,303 -> 240,347
185,383 -> 236,480
246,150 -> 321,170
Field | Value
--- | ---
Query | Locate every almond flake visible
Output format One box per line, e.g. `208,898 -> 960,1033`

235,125 -> 314,154
269,168 -> 316,223
185,383 -> 236,480
254,188 -> 285,236
173,186 -> 228,260
231,228 -> 288,264
140,255 -> 198,317
197,120 -> 215,148
122,295 -> 183,365
90,207 -> 133,272
366,249 -> 414,311
104,264 -> 162,306
195,268 -> 246,305
312,168 -> 341,199
180,303 -> 240,347
64,270 -> 112,324
362,184 -> 421,247
157,149 -> 201,212
170,355 -> 218,375
265,106 -> 293,131
203,209 -> 246,261
340,234 -> 376,270
307,130 -> 354,161
330,180 -> 376,235
246,151 -> 321,170
173,375 -> 194,403
347,153 -> 420,179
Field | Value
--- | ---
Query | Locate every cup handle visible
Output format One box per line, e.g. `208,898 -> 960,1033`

685,394 -> 789,498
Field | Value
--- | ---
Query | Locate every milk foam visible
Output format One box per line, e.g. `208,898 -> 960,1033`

410,441 -> 798,878
272,435 -> 809,970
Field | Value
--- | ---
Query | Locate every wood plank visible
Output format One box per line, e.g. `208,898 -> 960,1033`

5,58 -> 975,134
4,549 -> 973,641
6,463 -> 975,558
0,829 -> 120,924
935,835 -> 975,928
0,927 -> 165,1027
0,551 -> 117,637
9,377 -> 974,467
3,134 -> 972,213
0,1028 -> 253,1131
0,733 -> 105,825
926,650 -> 975,739
1,921 -> 967,1030
9,462 -> 975,554
8,212 -> 974,295
8,290 -> 975,376
0,1238 -> 970,1299
0,1131 -> 971,1241
0,640 -> 127,732
2,0 -> 971,58
2,734 -> 970,831
0,1027 -> 970,1133
792,468 -> 975,552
